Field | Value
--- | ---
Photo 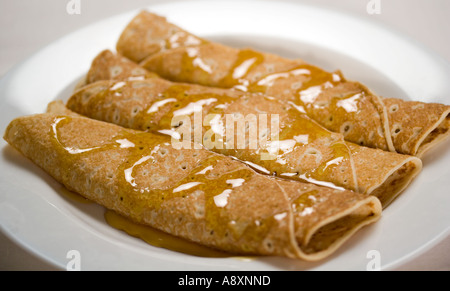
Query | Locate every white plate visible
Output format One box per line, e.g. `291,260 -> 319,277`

1,0 -> 449,271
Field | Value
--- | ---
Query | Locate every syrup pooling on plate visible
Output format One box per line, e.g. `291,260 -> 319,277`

104,210 -> 231,258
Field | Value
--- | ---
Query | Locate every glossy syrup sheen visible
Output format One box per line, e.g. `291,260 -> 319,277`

218,49 -> 265,89
133,83 -> 237,131
172,46 -> 371,121
133,82 -> 351,188
104,209 -> 231,257
146,47 -> 377,187
49,116 -> 273,256
51,166 -> 230,257
176,46 -> 339,93
164,30 -> 208,51
76,79 -> 354,191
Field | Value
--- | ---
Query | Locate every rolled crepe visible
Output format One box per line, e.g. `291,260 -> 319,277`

66,50 -> 422,207
3,112 -> 382,261
117,11 -> 450,157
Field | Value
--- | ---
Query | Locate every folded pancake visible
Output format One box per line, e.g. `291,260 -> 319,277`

116,11 -> 207,64
67,50 -> 422,207
86,51 -> 158,85
117,11 -> 450,157
83,49 -> 156,85
3,112 -> 382,261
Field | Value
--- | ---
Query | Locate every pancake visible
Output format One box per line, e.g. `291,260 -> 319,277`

3,112 -> 381,261
66,50 -> 422,207
117,11 -> 450,157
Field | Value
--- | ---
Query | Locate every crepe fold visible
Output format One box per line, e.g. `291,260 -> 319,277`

116,11 -> 450,158
3,112 -> 381,261
67,49 -> 422,207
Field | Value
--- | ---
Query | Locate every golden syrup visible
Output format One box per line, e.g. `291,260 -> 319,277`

291,190 -> 320,214
164,30 -> 207,50
104,210 -> 231,258
49,117 -> 233,257
139,83 -> 236,130
49,117 -> 263,256
218,49 -> 265,89
178,47 -> 215,82
68,78 -> 354,192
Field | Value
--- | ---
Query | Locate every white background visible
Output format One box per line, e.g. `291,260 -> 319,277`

0,0 -> 449,271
